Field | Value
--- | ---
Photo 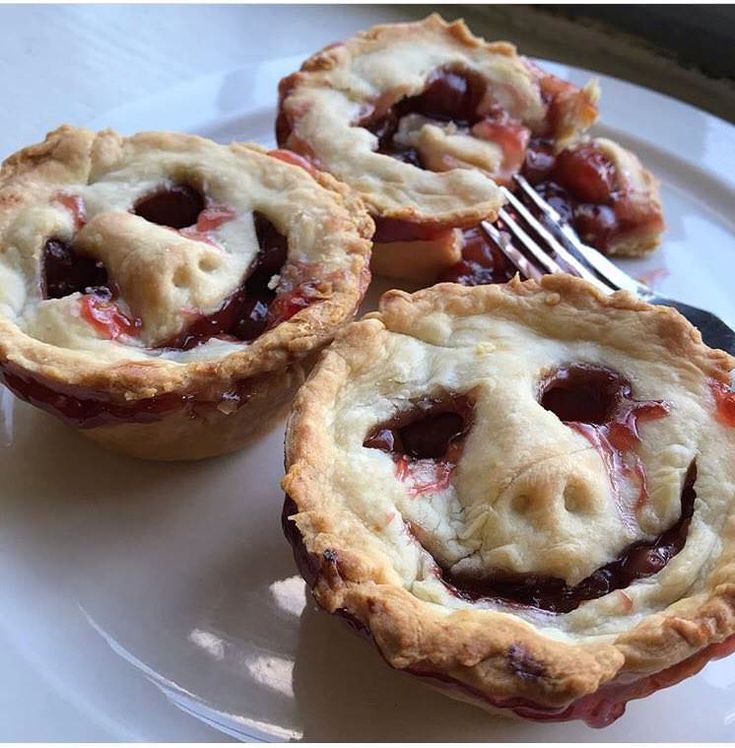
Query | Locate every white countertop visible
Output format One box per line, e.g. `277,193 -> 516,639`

0,5 -> 421,157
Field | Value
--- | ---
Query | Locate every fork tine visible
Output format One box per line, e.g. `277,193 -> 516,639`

480,220 -> 544,282
500,186 -> 612,294
513,174 -> 648,297
497,207 -> 566,276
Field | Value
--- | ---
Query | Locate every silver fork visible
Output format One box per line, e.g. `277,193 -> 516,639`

481,175 -> 735,356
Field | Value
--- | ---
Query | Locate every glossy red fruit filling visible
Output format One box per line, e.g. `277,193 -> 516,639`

364,394 -> 474,495
360,67 -> 487,167
711,379 -> 735,427
524,140 -> 659,253
0,361 -> 189,429
52,192 -> 87,230
162,211 -> 288,349
133,184 -> 206,229
540,365 -> 671,453
552,145 -> 616,204
440,226 -> 515,286
471,110 -> 531,180
42,239 -> 110,299
42,239 -> 141,341
80,294 -> 142,340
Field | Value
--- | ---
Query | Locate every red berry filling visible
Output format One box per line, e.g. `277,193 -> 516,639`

133,184 -> 206,229
364,393 -> 474,495
711,379 -> 735,427
354,66 -> 658,279
80,293 -> 142,340
42,239 -> 110,300
439,225 -> 515,286
360,68 -> 487,167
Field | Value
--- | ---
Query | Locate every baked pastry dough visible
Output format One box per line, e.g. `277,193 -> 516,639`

0,126 -> 372,459
283,274 -> 735,726
276,14 -> 663,284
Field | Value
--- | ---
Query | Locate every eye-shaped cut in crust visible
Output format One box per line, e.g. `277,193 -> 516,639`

282,274 -> 735,726
0,126 -> 373,459
276,13 -> 598,229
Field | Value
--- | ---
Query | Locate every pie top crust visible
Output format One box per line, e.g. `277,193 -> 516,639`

283,274 -> 735,708
0,126 -> 373,402
277,14 -> 599,226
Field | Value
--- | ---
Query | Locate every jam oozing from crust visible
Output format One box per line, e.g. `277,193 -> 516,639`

540,365 -> 671,455
0,361 -> 189,430
711,379 -> 735,427
42,239 -> 110,299
161,212 -> 289,349
80,294 -> 142,340
364,394 -> 474,494
133,184 -> 206,229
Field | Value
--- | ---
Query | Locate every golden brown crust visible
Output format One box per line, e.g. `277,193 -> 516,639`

276,14 -> 598,226
0,126 -> 373,458
282,274 -> 735,715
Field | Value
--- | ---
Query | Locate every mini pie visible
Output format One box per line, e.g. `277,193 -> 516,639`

276,14 -> 664,285
282,274 -> 735,726
0,126 -> 372,460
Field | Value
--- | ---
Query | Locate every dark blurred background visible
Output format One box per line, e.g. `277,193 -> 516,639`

550,6 -> 734,79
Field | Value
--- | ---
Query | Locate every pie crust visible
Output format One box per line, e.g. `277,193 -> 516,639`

0,126 -> 373,459
276,14 -> 664,284
282,274 -> 735,726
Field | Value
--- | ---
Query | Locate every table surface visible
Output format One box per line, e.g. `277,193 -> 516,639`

0,4 -> 732,741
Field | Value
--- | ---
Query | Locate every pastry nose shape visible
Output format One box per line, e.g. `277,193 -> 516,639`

479,449 -> 637,585
73,213 -> 248,345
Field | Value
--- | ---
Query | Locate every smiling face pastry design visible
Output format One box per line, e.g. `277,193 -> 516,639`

283,275 -> 735,726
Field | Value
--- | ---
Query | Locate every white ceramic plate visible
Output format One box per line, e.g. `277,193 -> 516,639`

2,56 -> 735,741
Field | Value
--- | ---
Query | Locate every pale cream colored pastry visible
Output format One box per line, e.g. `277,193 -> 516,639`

283,274 -> 735,725
0,126 -> 373,459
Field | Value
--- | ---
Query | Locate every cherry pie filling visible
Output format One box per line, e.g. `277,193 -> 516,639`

354,67 -> 659,284
2,183 -> 328,426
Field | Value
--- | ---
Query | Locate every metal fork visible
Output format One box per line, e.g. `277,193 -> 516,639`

481,175 -> 735,356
